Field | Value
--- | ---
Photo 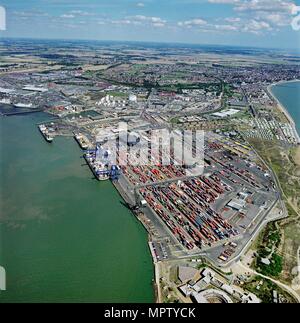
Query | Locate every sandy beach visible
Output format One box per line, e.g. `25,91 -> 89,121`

267,80 -> 300,144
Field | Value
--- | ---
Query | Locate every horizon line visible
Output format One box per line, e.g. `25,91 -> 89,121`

1,35 -> 300,53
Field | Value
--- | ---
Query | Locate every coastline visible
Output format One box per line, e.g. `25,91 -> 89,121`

112,179 -> 159,303
267,80 -> 300,144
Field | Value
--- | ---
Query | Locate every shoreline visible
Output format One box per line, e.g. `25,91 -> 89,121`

267,80 -> 300,144
112,179 -> 159,303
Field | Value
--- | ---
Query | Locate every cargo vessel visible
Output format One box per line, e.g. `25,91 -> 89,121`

74,133 -> 89,150
83,144 -> 121,181
38,124 -> 54,143
14,103 -> 34,109
84,152 -> 110,181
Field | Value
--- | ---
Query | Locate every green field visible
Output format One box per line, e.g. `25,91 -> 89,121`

248,139 -> 300,284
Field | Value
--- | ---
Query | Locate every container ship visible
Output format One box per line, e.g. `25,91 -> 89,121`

83,145 -> 120,181
14,103 -> 34,109
74,133 -> 89,150
84,151 -> 110,181
38,124 -> 54,143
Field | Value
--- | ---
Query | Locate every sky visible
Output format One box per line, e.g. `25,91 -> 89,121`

0,0 -> 300,49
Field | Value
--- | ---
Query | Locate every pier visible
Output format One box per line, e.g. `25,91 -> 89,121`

0,109 -> 43,116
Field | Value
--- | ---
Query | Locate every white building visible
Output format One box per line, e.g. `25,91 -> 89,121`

129,94 -> 137,102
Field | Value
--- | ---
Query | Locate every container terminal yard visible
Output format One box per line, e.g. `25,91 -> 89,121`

118,131 -> 278,265
39,114 -> 279,266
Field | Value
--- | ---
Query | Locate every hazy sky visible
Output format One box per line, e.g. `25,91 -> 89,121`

0,0 -> 300,49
